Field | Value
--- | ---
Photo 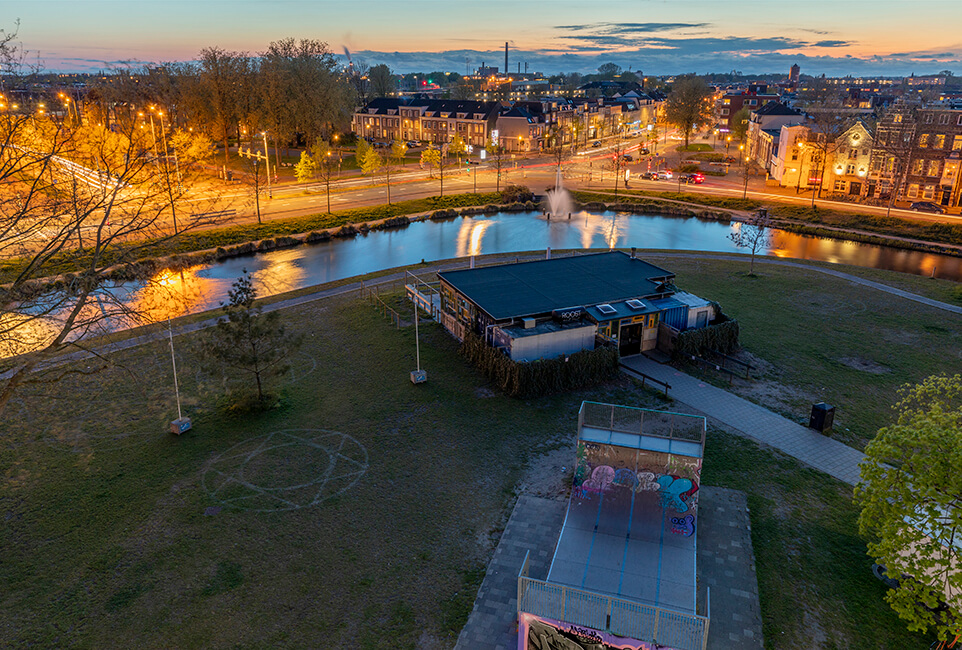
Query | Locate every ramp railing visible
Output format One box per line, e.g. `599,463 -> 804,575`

517,574 -> 710,650
578,401 -> 706,448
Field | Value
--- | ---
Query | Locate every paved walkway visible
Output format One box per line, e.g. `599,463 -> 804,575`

621,355 -> 865,486
456,488 -> 763,650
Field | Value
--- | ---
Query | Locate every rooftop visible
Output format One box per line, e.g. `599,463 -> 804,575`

438,251 -> 674,321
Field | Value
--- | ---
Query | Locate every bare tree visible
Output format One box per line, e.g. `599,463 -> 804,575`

728,209 -> 773,275
194,47 -> 249,168
871,100 -> 919,216
0,83 -> 229,414
486,142 -> 508,192
798,79 -> 853,205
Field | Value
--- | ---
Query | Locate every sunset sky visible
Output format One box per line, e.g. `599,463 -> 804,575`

8,0 -> 962,76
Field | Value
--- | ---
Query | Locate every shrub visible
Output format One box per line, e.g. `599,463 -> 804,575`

459,332 -> 620,398
678,164 -> 700,173
674,316 -> 740,357
501,185 -> 534,203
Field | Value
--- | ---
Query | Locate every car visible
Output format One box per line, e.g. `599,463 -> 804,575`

466,159 -> 480,165
685,173 -> 705,184
406,140 -> 420,148
910,201 -> 945,214
619,154 -> 633,162
591,140 -> 602,148
639,171 -> 660,180
657,170 -> 673,180
639,148 -> 650,155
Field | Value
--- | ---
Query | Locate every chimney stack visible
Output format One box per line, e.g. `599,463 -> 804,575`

505,42 -> 508,78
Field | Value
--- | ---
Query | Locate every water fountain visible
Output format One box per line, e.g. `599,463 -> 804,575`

545,165 -> 574,219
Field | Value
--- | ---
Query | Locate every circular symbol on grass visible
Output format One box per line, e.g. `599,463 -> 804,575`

202,429 -> 368,512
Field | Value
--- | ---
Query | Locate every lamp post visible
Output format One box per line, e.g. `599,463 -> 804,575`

262,131 -> 272,199
153,109 -> 179,234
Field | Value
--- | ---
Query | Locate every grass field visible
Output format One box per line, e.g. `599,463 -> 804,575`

2,256 -> 957,648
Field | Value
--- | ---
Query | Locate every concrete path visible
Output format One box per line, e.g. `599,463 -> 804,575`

621,355 -> 865,486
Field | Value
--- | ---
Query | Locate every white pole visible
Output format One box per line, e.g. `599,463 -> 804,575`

168,318 -> 182,420
414,307 -> 421,372
262,131 -> 272,199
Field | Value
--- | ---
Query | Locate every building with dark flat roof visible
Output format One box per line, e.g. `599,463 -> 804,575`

424,251 -> 715,360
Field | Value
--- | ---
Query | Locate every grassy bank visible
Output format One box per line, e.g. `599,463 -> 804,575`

2,257 -> 957,647
0,192 -> 502,285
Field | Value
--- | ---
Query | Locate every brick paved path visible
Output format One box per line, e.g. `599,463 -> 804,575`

621,355 -> 865,486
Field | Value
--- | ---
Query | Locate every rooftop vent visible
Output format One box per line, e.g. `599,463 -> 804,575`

596,304 -> 617,315
625,299 -> 645,310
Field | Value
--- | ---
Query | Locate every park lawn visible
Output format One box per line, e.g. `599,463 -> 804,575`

648,254 -> 962,449
0,256 -> 954,648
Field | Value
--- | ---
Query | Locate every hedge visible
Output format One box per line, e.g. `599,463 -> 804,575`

459,331 -> 620,398
674,315 -> 740,357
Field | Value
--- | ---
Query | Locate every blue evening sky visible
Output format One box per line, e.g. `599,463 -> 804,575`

7,0 -> 962,76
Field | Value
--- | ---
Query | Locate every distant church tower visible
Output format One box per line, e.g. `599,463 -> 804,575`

789,63 -> 800,86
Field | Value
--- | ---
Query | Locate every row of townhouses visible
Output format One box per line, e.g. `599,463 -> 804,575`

351,93 -> 661,154
739,99 -> 962,211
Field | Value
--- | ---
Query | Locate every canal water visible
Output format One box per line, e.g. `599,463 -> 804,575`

12,209 -> 960,350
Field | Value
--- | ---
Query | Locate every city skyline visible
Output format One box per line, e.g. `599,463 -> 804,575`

6,0 -> 962,77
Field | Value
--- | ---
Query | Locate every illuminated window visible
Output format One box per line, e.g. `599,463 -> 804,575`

907,183 -> 919,198
919,133 -> 929,147
927,160 -> 941,176
913,159 -> 925,174
934,134 -> 946,149
953,135 -> 962,151
922,184 -> 935,199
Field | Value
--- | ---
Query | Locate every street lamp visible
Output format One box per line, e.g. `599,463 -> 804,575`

262,131 -> 272,199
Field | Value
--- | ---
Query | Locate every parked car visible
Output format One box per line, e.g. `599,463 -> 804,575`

591,140 -> 602,148
406,140 -> 420,148
910,201 -> 945,214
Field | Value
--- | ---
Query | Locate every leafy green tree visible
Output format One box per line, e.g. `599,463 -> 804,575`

201,271 -> 303,405
664,75 -> 714,148
730,107 -> 752,142
597,62 -> 622,79
360,145 -> 383,179
420,145 -> 440,178
368,63 -> 396,98
293,150 -> 317,183
856,374 -> 962,641
449,134 -> 467,168
383,139 -> 408,204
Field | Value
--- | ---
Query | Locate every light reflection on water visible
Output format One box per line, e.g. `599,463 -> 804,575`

89,209 -> 962,327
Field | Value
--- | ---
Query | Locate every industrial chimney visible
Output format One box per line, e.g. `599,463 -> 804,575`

504,42 -> 508,77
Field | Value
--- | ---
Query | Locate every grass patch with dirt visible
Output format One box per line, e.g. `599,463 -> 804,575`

2,255 -> 957,647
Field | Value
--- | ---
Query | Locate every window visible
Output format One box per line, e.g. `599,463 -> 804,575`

922,184 -> 935,199
893,114 -> 903,123
907,183 -> 919,199
834,180 -> 846,191
954,135 -> 962,151
913,159 -> 925,174
919,133 -> 929,147
924,113 -> 933,124
791,151 -> 799,161
958,115 -> 962,125
846,164 -> 856,175
935,134 -> 946,149
721,108 -> 729,116
939,114 -> 950,125
927,160 -> 941,177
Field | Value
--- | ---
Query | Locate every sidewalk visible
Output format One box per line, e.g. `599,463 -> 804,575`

621,355 -> 865,486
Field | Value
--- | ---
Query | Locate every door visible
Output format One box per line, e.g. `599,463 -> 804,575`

619,323 -> 643,356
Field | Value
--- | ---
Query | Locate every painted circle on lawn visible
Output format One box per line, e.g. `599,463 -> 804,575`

202,429 -> 368,512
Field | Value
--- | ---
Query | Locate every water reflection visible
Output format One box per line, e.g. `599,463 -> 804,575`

6,210 -> 960,359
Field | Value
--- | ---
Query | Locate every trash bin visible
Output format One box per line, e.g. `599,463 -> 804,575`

809,402 -> 835,432
225,170 -> 233,182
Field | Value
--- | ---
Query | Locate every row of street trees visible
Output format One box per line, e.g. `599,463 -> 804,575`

81,38 -> 355,171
